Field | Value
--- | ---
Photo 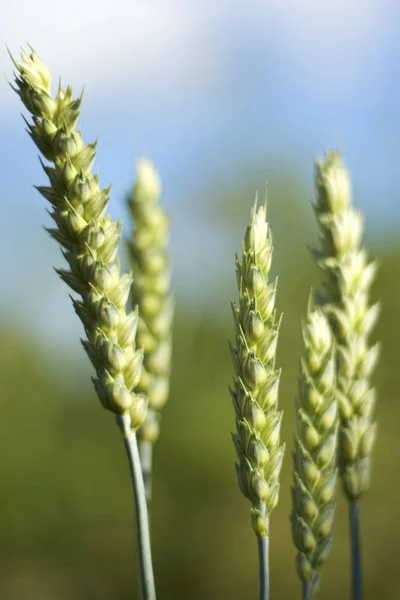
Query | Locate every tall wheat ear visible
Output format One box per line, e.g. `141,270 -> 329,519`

312,150 -> 380,600
9,46 -> 156,600
230,196 -> 284,600
291,297 -> 339,600
127,159 -> 174,509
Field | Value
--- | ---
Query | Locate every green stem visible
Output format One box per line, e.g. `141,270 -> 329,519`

138,441 -> 153,600
140,441 -> 153,513
116,414 -> 156,600
302,582 -> 312,600
349,501 -> 362,600
257,528 -> 269,600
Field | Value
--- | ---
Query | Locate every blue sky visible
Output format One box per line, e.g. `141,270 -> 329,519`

0,0 -> 399,357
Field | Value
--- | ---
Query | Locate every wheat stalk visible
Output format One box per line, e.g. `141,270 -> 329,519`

312,150 -> 380,600
127,159 -> 174,509
291,301 -> 338,599
9,46 -> 156,600
230,197 -> 284,600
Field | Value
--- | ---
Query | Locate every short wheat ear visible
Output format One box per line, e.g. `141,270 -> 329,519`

229,195 -> 284,600
312,150 -> 380,600
126,159 -> 174,512
10,46 -> 156,600
291,299 -> 339,599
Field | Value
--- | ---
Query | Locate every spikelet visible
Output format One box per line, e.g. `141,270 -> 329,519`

291,301 -> 338,591
10,47 -> 146,427
230,198 -> 284,537
127,160 -> 173,441
312,151 -> 380,500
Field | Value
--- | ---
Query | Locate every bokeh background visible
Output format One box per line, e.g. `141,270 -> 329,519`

0,1 -> 399,598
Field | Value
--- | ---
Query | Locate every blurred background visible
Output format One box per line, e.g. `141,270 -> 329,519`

0,0 -> 399,598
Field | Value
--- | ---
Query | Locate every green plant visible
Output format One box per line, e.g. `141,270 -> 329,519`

291,301 -> 338,600
9,47 -> 156,600
127,159 -> 174,510
230,199 -> 284,600
8,44 -> 383,600
312,151 -> 380,600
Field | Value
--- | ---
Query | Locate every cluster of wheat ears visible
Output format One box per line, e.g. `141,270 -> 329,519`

8,47 -> 379,600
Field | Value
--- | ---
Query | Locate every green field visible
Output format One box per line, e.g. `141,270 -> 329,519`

0,242 -> 397,599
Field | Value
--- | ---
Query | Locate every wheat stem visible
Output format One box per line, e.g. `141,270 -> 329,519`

349,501 -> 362,600
116,414 -> 156,600
302,583 -> 313,600
138,441 -> 153,600
140,441 -> 153,512
302,583 -> 312,600
257,521 -> 270,600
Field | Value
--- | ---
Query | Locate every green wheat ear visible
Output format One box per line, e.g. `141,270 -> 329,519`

126,159 -> 174,511
312,151 -> 380,501
230,196 -> 284,535
127,159 -> 174,442
9,47 -> 146,427
10,46 -> 157,598
291,299 -> 339,599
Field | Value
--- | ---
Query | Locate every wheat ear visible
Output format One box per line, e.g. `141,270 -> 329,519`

230,197 -> 284,600
312,150 -> 380,600
127,160 -> 174,509
291,300 -> 338,599
10,47 -> 156,600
